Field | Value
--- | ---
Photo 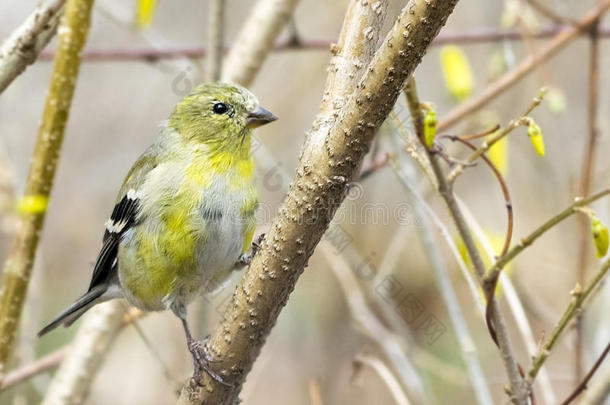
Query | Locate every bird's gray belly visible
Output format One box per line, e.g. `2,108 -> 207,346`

194,201 -> 244,294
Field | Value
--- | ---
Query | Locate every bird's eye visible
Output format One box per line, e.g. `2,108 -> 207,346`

212,102 -> 228,114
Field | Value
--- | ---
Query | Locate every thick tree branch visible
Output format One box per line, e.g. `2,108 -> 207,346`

318,0 -> 387,115
0,0 -> 95,377
0,0 -> 66,94
177,1 -> 460,403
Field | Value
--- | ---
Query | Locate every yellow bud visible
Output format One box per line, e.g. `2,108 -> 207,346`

423,108 -> 437,149
591,216 -> 609,258
136,0 -> 157,29
526,120 -> 545,156
487,131 -> 508,175
17,195 -> 48,214
440,46 -> 474,101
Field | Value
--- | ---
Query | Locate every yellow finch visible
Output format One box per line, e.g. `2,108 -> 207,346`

39,82 -> 276,383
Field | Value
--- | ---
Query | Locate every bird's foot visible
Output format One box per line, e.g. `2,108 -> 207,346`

236,233 -> 265,267
252,233 -> 265,253
187,335 -> 232,387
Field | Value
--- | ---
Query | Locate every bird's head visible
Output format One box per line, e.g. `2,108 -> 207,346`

168,82 -> 277,151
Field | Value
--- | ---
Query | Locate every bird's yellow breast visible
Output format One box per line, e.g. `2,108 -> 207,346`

119,147 -> 257,311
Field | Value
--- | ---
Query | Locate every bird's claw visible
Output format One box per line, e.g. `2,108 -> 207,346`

251,233 -> 265,254
187,336 -> 232,387
236,233 -> 265,267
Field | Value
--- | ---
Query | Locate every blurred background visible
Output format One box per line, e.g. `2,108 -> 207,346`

0,0 -> 609,404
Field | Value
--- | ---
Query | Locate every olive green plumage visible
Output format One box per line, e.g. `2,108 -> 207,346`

39,82 -> 276,382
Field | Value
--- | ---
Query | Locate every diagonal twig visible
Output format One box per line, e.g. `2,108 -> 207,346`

437,0 -> 610,132
575,10 -> 602,381
527,256 -> 610,385
0,0 -> 95,376
403,77 -> 528,404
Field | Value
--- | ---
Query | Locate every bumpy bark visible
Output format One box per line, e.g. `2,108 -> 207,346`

178,1 -> 460,403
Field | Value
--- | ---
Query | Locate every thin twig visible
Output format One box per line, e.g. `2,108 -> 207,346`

443,135 -> 513,257
353,353 -> 412,405
403,78 -> 527,404
525,0 -> 577,25
389,158 -> 484,317
458,124 -> 500,141
437,0 -> 610,132
0,0 -> 95,375
34,26 -> 610,63
561,340 -> 610,405
447,89 -> 547,183
579,352 -> 610,404
391,148 -> 493,405
391,101 -> 555,404
0,345 -> 70,391
455,197 -> 557,404
127,308 -> 179,389
0,308 -> 143,392
483,189 -> 610,287
527,256 -> 610,383
41,301 -> 125,404
443,135 -> 514,345
575,13 -> 602,382
431,25 -> 610,44
322,244 -> 424,403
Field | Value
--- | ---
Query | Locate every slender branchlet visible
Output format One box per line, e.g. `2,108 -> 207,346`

437,0 -> 610,132
403,77 -> 529,404
0,0 -> 95,377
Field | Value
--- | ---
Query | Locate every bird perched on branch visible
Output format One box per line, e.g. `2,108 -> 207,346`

39,82 -> 277,384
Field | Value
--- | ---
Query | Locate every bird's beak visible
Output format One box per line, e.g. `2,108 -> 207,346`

246,105 -> 277,129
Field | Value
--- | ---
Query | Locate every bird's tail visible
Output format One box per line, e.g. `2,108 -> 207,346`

38,286 -> 107,337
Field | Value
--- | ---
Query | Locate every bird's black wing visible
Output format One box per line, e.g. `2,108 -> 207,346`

87,191 -> 140,291
86,142 -> 160,291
